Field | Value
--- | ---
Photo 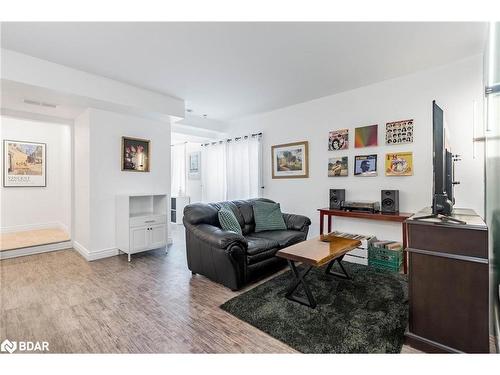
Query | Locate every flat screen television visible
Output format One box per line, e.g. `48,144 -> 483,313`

432,100 -> 455,216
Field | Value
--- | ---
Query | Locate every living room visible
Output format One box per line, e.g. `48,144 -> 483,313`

1,2 -> 500,374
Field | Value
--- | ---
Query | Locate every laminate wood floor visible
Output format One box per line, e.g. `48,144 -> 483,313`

0,225 -> 422,353
0,228 -> 70,251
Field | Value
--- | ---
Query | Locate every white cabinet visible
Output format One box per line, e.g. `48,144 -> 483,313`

150,224 -> 167,248
130,227 -> 149,252
116,194 -> 168,261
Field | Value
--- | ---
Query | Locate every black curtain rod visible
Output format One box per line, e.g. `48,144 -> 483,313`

201,132 -> 262,147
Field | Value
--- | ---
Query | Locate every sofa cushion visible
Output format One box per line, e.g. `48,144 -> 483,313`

253,200 -> 287,232
232,198 -> 275,234
250,230 -> 306,248
218,207 -> 243,235
245,234 -> 280,266
245,235 -> 280,256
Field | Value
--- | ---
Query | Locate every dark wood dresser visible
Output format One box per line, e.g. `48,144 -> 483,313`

405,208 -> 489,353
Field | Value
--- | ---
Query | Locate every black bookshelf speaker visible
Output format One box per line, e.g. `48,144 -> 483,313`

381,190 -> 399,213
329,189 -> 345,210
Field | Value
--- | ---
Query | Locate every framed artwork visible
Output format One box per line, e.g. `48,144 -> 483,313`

355,124 -> 378,148
3,140 -> 46,187
354,154 -> 377,176
271,141 -> 309,179
328,156 -> 348,177
188,151 -> 201,180
328,129 -> 349,150
121,137 -> 150,172
385,152 -> 413,176
386,119 -> 414,145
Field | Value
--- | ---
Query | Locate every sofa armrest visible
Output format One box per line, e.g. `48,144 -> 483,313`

184,222 -> 248,249
282,213 -> 311,232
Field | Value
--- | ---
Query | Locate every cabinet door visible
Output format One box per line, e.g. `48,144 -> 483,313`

150,224 -> 167,249
130,227 -> 150,252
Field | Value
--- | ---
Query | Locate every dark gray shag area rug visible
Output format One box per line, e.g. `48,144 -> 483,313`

220,262 -> 408,353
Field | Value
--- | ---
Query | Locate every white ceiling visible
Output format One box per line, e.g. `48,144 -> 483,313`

1,22 -> 487,121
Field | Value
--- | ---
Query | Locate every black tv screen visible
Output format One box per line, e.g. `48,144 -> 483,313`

432,100 -> 454,215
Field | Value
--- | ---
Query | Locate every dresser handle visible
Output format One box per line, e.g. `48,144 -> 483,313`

145,220 -> 155,223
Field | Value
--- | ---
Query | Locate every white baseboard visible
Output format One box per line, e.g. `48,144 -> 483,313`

0,241 -> 72,260
73,240 -> 119,261
0,222 -> 69,234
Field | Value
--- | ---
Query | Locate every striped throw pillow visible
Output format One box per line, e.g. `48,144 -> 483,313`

253,201 -> 287,232
218,207 -> 243,235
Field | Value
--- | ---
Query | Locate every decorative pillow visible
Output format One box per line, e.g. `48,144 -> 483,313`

253,201 -> 287,232
218,207 -> 243,235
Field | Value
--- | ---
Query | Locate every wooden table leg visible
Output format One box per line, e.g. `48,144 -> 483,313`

320,212 -> 324,235
402,221 -> 408,274
327,215 -> 332,234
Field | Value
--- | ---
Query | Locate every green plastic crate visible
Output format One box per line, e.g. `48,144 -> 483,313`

368,258 -> 402,272
368,244 -> 403,272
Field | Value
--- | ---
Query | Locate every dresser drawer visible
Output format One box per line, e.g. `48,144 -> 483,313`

130,214 -> 166,228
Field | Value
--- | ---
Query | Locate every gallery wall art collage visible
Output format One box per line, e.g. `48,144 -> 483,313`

328,120 -> 414,177
271,119 -> 413,179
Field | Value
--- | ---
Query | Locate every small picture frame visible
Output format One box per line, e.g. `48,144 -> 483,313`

385,152 -> 413,176
354,154 -> 377,176
354,124 -> 378,148
328,156 -> 348,177
328,129 -> 349,150
386,119 -> 414,145
121,137 -> 150,172
188,151 -> 201,180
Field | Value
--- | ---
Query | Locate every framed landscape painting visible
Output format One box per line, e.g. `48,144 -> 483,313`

121,136 -> 150,172
272,141 -> 309,179
3,140 -> 46,187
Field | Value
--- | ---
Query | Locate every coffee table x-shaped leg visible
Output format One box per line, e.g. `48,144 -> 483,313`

285,255 -> 351,309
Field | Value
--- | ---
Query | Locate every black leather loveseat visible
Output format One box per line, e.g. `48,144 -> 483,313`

183,198 -> 311,290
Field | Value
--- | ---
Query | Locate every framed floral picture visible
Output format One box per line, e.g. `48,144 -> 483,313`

271,141 -> 309,179
121,137 -> 150,172
3,140 -> 46,187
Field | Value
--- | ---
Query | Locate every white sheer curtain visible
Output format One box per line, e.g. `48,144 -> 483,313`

226,136 -> 261,200
171,143 -> 187,197
201,134 -> 261,202
201,141 -> 227,202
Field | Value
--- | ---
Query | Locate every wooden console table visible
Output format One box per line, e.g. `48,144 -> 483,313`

318,208 -> 413,273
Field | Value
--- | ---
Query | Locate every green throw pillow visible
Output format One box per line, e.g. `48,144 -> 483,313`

253,201 -> 287,232
218,207 -> 243,235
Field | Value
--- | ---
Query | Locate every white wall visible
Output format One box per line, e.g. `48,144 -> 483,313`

73,109 -> 91,249
229,55 -> 485,241
73,108 -> 171,258
0,116 -> 72,233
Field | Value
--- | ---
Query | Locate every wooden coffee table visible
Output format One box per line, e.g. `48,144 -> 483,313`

276,235 -> 361,308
